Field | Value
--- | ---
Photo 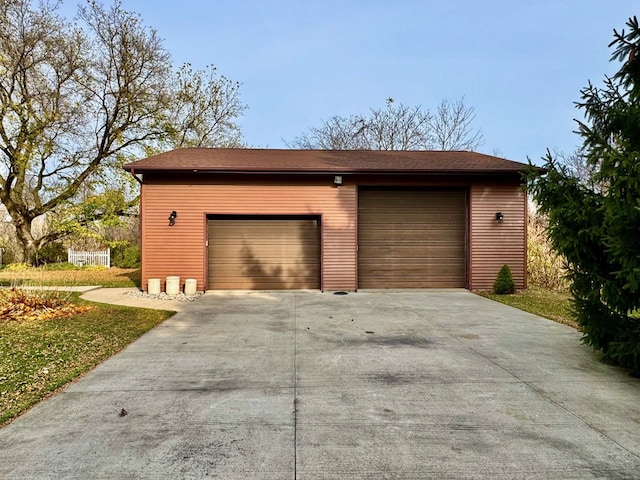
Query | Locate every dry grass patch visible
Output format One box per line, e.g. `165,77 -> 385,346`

0,266 -> 140,288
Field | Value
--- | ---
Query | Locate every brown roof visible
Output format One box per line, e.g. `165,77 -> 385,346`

123,148 -> 534,174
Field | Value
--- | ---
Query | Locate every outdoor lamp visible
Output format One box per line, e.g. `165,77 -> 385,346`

168,211 -> 177,226
333,175 -> 343,186
495,211 -> 504,223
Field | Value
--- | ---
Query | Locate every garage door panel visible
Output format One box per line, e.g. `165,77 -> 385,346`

209,222 -> 317,238
360,230 -> 466,243
212,278 -> 318,290
207,244 -> 321,259
360,277 -> 464,288
359,272 -> 465,284
208,258 -> 321,268
211,272 -> 319,280
360,263 -> 466,276
358,213 -> 466,224
358,189 -> 467,289
216,278 -> 321,290
210,233 -> 320,243
359,253 -> 466,264
366,244 -> 465,256
209,263 -> 320,280
358,193 -> 465,207
211,234 -> 320,243
359,220 -> 466,228
208,216 -> 320,290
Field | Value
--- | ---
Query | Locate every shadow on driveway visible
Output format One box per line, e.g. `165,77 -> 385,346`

1,290 -> 639,478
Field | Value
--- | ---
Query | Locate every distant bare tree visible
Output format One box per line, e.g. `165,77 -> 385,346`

432,98 -> 484,150
362,100 -> 433,150
553,149 -> 605,192
291,115 -> 369,149
290,97 -> 482,151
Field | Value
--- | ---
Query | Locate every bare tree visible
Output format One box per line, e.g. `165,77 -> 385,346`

548,148 -> 607,193
286,115 -> 368,150
0,0 -> 245,262
363,99 -> 433,150
432,98 -> 483,150
290,97 -> 482,151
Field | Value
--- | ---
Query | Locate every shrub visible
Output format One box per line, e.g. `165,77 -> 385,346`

122,246 -> 140,268
111,243 -> 140,268
0,245 -> 18,266
39,262 -> 76,271
3,263 -> 31,271
36,242 -> 66,266
493,264 -> 516,295
83,265 -> 108,271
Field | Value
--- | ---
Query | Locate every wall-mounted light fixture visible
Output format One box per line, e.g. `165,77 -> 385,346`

168,211 -> 177,226
333,175 -> 343,186
495,211 -> 504,223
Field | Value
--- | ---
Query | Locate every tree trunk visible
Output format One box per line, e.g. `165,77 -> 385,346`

12,217 -> 39,265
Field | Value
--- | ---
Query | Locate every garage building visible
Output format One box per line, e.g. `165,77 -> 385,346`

124,148 -> 530,292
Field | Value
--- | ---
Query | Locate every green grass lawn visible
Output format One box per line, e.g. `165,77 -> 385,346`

0,292 -> 173,425
0,266 -> 140,288
477,287 -> 578,329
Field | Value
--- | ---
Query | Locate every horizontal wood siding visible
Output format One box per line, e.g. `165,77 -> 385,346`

139,173 -> 527,292
140,180 -> 357,291
358,189 -> 467,288
469,184 -> 526,290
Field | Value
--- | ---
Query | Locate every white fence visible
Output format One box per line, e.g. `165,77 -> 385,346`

68,248 -> 110,268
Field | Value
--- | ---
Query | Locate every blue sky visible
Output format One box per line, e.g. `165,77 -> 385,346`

66,1 -> 638,164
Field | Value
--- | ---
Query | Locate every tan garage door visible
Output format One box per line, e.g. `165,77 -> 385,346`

358,189 -> 467,288
207,216 -> 320,290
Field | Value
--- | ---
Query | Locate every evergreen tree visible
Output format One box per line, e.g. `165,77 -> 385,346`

493,265 -> 516,295
528,16 -> 640,374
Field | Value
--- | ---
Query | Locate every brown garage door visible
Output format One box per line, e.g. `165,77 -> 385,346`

358,189 -> 467,288
207,216 -> 320,290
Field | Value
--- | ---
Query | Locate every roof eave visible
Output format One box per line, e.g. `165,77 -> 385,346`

122,167 -> 529,175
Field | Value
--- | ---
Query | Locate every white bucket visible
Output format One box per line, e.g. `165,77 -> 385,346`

148,278 -> 161,295
184,278 -> 197,295
166,276 -> 180,295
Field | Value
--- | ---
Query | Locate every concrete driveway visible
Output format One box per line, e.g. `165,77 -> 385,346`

1,290 -> 639,479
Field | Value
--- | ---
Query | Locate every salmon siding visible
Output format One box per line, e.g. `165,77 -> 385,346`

469,184 -> 527,290
140,177 -> 357,292
125,149 -> 531,292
